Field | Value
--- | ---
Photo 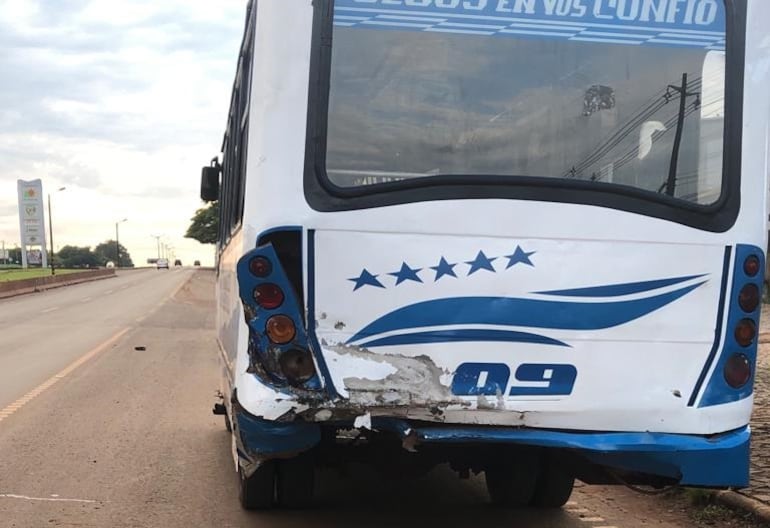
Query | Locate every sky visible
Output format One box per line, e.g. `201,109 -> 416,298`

0,0 -> 248,266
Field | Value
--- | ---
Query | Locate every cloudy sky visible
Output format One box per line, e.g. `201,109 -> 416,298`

0,0 -> 247,266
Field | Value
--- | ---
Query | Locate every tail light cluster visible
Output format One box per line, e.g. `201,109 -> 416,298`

700,245 -> 764,407
725,252 -> 761,389
236,245 -> 321,390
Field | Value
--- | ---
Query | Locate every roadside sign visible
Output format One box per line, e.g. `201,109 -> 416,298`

17,179 -> 49,268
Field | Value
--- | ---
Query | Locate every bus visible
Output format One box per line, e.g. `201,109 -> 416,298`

202,0 -> 767,510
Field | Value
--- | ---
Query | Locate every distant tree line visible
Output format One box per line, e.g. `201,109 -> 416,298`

2,240 -> 133,268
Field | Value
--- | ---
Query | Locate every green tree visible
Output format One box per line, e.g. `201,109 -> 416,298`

94,240 -> 134,267
8,247 -> 21,265
57,246 -> 99,268
185,202 -> 219,245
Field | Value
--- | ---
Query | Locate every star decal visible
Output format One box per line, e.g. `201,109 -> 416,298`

430,257 -> 458,281
466,250 -> 497,275
348,269 -> 385,291
505,246 -> 536,268
389,262 -> 423,285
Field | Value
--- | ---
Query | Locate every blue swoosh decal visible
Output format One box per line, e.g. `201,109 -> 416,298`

348,282 -> 706,344
360,329 -> 569,348
536,274 -> 706,297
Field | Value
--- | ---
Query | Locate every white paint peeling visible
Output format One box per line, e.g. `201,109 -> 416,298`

353,412 -> 372,430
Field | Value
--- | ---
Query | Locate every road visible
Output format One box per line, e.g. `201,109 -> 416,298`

0,270 -> 722,527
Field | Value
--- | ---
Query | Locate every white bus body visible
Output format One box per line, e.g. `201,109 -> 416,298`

205,0 -> 768,509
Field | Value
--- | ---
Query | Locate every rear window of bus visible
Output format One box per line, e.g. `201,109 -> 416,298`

323,0 -> 727,207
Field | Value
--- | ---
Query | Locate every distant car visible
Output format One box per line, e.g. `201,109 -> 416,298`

174,259 -> 182,267
156,258 -> 169,269
194,260 -> 201,266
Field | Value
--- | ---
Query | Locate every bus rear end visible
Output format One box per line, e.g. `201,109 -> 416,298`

221,0 -> 768,510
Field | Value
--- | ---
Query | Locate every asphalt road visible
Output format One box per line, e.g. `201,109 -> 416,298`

0,270 -> 709,527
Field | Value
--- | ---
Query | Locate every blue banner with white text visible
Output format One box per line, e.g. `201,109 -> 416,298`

334,0 -> 726,50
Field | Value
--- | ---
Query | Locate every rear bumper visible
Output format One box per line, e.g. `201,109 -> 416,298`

233,400 -> 750,487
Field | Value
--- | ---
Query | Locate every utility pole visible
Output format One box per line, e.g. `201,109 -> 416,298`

115,219 -> 127,267
665,73 -> 700,197
47,187 -> 66,275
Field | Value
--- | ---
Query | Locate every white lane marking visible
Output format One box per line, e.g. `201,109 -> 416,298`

41,307 -> 60,314
0,494 -> 101,504
580,518 -> 606,523
81,297 -> 92,303
105,290 -> 114,294
0,328 -> 130,424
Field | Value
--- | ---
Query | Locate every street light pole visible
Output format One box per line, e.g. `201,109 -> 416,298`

48,186 -> 66,275
151,235 -> 162,260
115,219 -> 127,268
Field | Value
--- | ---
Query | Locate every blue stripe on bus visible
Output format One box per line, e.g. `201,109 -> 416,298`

537,274 -> 706,297
348,281 -> 705,344
359,328 -> 569,348
687,246 -> 731,407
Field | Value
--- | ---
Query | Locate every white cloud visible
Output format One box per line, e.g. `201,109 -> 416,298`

0,0 -> 247,266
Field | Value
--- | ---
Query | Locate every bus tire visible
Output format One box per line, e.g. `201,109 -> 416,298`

484,455 -> 538,507
239,461 -> 275,510
276,454 -> 315,509
531,456 -> 574,508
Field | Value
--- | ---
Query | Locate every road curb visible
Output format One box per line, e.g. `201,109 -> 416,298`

712,490 -> 770,523
0,270 -> 116,300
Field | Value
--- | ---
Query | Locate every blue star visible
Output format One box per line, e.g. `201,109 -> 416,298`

430,257 -> 458,281
505,246 -> 536,268
348,269 -> 385,291
466,251 -> 497,275
389,262 -> 423,286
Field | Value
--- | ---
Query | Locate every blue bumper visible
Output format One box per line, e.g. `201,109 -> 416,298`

404,423 -> 750,487
235,409 -> 749,487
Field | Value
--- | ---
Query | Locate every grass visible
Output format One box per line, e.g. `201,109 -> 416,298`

677,488 -> 770,527
0,268 -> 85,282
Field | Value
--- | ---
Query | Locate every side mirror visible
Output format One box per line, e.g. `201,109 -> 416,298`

201,160 -> 220,202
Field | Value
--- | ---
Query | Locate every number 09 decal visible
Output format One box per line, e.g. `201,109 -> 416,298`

451,362 -> 577,397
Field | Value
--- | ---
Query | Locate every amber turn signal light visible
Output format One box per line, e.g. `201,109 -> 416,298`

266,315 -> 296,344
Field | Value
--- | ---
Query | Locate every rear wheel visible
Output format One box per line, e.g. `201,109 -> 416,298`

531,455 -> 575,508
238,461 -> 275,510
276,454 -> 315,509
484,453 -> 539,507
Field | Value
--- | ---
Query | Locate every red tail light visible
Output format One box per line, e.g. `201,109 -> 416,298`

739,284 -> 760,313
254,283 -> 284,309
734,319 -> 757,347
249,256 -> 272,277
724,353 -> 751,388
744,255 -> 761,277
